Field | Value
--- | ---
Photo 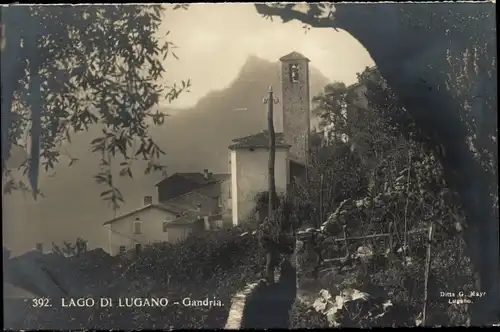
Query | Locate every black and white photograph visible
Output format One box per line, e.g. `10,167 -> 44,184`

2,2 -> 498,329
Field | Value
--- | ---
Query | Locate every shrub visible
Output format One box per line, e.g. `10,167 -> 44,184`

5,227 -> 266,330
291,66 -> 477,327
290,301 -> 329,328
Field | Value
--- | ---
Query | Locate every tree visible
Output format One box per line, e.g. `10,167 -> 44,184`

1,4 -> 191,210
52,238 -> 88,257
254,3 -> 498,325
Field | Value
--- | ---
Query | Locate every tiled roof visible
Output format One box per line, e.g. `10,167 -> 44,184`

228,131 -> 291,150
162,203 -> 195,216
279,51 -> 310,62
211,173 -> 230,182
155,172 -> 229,187
166,213 -> 201,226
102,204 -> 180,225
103,202 -> 208,227
176,173 -> 213,185
166,213 -> 221,227
154,172 -> 229,200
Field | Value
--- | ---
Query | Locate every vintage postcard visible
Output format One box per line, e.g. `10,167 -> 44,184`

2,2 -> 498,329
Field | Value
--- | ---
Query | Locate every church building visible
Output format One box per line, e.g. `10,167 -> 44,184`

228,52 -> 312,226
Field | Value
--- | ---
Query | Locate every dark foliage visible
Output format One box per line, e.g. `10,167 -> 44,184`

255,3 -> 498,325
4,228 -> 264,330
291,66 -> 476,327
1,5 -> 190,207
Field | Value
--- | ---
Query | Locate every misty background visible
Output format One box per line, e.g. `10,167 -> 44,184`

3,4 -> 374,255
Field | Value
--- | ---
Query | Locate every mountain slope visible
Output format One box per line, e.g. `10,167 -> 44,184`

3,55 -> 330,255
151,55 -> 329,173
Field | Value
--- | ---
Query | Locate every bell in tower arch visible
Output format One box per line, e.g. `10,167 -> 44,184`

290,63 -> 300,83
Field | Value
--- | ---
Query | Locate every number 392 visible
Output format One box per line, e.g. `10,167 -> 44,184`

32,298 -> 51,307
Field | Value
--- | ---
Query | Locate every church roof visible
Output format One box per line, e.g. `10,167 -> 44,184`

279,51 -> 310,62
228,131 -> 291,150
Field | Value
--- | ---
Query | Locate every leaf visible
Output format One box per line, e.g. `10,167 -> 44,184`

68,158 -> 79,167
65,129 -> 72,143
94,174 -> 107,184
135,144 -> 145,157
100,189 -> 113,197
91,137 -> 105,145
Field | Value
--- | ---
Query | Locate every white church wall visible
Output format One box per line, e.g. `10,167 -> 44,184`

232,147 -> 289,225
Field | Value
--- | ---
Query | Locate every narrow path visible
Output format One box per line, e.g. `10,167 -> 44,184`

240,266 -> 297,329
240,282 -> 296,328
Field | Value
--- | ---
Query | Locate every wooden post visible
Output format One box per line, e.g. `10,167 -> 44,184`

388,222 -> 394,253
423,223 -> 434,326
342,225 -> 349,258
265,85 -> 278,214
319,173 -> 324,226
262,85 -> 279,284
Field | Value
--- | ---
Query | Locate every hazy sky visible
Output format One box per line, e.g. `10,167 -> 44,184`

160,3 -> 374,108
4,3 -> 376,256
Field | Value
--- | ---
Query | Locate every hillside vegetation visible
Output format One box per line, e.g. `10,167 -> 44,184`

291,67 -> 477,327
4,227 -> 265,330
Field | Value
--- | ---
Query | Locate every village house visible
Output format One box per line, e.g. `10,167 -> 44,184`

155,169 -> 231,226
103,169 -> 230,256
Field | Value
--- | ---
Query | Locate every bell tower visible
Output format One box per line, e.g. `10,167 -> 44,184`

280,51 -> 311,165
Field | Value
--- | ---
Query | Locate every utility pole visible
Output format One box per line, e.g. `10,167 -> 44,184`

263,85 -> 279,215
262,85 -> 279,284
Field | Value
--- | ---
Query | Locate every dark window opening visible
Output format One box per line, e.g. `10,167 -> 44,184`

119,246 -> 126,254
289,63 -> 299,83
135,243 -> 142,253
215,219 -> 223,229
134,221 -> 142,234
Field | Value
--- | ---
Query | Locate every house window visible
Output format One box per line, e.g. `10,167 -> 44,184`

218,196 -> 222,207
119,246 -> 126,254
143,196 -> 152,205
215,219 -> 224,229
135,243 -> 142,253
35,243 -> 43,252
134,219 -> 142,234
163,221 -> 169,233
290,63 -> 299,83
